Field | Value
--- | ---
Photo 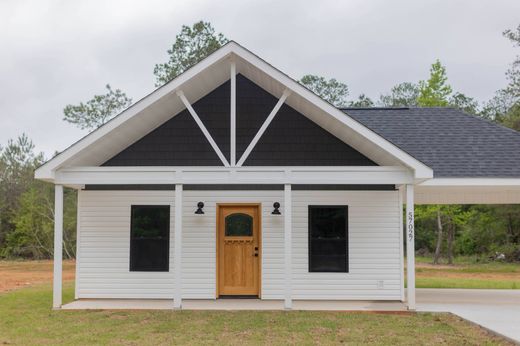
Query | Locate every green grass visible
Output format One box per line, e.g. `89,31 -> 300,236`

409,256 -> 520,289
0,284 -> 511,345
415,256 -> 520,272
415,277 -> 519,289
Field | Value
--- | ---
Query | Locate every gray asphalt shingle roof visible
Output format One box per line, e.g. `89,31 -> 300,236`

342,107 -> 520,178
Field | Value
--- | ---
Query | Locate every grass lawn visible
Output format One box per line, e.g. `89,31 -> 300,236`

411,257 -> 520,289
0,284 -> 512,345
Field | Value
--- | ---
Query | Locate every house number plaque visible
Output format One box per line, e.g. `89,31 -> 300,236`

407,211 -> 414,242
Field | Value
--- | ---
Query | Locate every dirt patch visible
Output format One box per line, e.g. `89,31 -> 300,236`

416,262 -> 461,270
0,260 -> 75,293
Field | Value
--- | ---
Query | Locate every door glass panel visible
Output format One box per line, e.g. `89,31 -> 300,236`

225,213 -> 253,236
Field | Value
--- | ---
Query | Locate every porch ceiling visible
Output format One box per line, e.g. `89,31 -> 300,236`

415,180 -> 520,204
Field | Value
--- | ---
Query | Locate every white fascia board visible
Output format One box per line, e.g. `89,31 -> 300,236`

227,42 -> 433,179
34,44 -> 237,181
419,178 -> 520,186
53,166 -> 413,185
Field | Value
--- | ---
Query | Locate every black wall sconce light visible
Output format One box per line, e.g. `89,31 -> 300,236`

271,202 -> 281,215
195,202 -> 205,214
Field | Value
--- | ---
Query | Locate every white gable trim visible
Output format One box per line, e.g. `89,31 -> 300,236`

35,41 -> 432,181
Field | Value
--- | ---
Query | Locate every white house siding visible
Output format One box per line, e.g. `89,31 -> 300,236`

291,190 -> 402,300
182,190 -> 284,299
77,190 -> 175,299
77,189 -> 401,300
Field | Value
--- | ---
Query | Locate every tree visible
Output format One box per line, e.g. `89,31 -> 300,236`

299,75 -> 349,107
0,134 -> 44,253
449,92 -> 479,115
503,25 -> 520,99
417,60 -> 453,107
379,82 -> 420,107
348,94 -> 375,107
480,25 -> 520,131
63,84 -> 132,131
153,21 -> 228,86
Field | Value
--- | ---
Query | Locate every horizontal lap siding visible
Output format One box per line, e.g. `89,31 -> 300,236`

78,189 -> 401,300
183,190 -> 284,299
292,191 -> 402,300
78,191 -> 175,299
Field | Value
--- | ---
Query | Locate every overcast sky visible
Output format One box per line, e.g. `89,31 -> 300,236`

1,0 -> 519,157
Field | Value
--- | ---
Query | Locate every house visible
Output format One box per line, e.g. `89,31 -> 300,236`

35,42 -> 520,310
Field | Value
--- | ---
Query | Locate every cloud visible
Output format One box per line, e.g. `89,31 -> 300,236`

0,0 -> 519,156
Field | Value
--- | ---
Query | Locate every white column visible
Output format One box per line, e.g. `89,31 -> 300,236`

398,186 -> 405,302
53,184 -> 63,309
174,184 -> 183,309
284,184 -> 292,309
230,61 -> 236,166
406,184 -> 416,310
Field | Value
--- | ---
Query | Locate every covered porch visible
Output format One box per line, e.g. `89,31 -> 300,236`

50,165 -> 420,310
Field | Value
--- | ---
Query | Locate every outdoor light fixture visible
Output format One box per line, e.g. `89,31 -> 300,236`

271,202 -> 281,215
195,202 -> 204,214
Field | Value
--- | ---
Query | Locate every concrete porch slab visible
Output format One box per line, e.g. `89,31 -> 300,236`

62,299 -> 407,311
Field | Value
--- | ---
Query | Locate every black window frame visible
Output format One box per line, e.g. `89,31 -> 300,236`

308,205 -> 349,273
130,205 -> 170,272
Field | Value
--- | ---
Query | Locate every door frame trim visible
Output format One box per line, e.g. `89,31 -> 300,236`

216,203 -> 262,298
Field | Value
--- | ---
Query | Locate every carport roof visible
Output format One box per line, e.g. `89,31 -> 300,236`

343,107 -> 520,178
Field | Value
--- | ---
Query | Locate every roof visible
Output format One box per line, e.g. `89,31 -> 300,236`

343,107 -> 520,178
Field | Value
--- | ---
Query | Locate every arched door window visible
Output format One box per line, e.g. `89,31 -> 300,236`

225,213 -> 253,236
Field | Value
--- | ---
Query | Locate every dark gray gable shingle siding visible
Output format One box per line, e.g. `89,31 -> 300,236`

236,74 -> 278,158
243,102 -> 376,166
103,80 -> 231,166
344,107 -> 520,177
103,74 -> 376,167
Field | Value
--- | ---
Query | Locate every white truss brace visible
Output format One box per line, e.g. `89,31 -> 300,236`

237,89 -> 291,166
230,61 -> 237,166
177,90 -> 230,167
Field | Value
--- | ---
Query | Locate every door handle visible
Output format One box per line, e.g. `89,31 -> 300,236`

253,247 -> 259,257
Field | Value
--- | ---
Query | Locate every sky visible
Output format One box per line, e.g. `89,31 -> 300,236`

1,0 -> 519,157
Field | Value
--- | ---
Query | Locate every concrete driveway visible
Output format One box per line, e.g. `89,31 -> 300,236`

417,289 -> 520,343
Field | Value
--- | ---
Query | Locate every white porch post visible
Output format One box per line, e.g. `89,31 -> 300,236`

405,184 -> 416,310
284,184 -> 292,309
174,184 -> 183,309
53,184 -> 63,309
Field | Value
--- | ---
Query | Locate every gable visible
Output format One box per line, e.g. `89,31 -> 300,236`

103,75 -> 375,167
36,42 -> 433,181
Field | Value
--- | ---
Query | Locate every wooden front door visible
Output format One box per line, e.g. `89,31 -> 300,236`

217,204 -> 260,297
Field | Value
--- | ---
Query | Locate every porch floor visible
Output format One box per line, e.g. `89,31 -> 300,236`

61,299 -> 407,311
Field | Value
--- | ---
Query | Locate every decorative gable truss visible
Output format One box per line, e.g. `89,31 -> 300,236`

35,42 -> 433,186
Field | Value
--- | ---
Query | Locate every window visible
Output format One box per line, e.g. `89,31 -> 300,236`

130,205 -> 170,272
308,206 -> 348,272
225,213 -> 253,236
